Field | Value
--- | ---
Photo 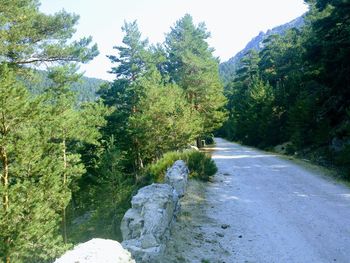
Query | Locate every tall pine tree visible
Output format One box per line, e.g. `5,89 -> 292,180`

0,64 -> 68,263
165,14 -> 227,143
1,0 -> 100,261
104,21 -> 152,172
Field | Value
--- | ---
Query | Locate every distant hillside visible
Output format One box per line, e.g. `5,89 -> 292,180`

73,76 -> 106,102
25,71 -> 107,103
219,16 -> 305,83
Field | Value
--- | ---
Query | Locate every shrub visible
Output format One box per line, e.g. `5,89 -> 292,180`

187,151 -> 218,181
204,134 -> 215,145
145,150 -> 217,182
335,145 -> 350,179
146,151 -> 184,182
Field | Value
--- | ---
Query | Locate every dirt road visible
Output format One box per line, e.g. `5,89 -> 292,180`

163,138 -> 350,263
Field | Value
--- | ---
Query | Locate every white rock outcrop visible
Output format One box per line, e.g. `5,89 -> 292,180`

121,183 -> 179,262
54,238 -> 135,263
165,160 -> 189,197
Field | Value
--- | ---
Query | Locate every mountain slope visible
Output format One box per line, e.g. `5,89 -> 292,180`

25,71 -> 106,103
219,16 -> 305,83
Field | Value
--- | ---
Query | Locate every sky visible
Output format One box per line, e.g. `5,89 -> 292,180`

39,0 -> 308,80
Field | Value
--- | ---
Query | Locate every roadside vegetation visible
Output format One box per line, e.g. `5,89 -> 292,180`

219,0 -> 350,179
0,1 -> 223,262
146,150 -> 218,182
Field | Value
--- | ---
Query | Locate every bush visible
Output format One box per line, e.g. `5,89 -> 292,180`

187,151 -> 218,181
146,151 -> 184,182
335,145 -> 350,179
204,134 -> 215,145
145,150 -> 217,182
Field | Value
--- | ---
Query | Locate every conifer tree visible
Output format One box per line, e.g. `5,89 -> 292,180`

0,1 -> 100,261
45,65 -> 108,244
0,64 -> 68,263
104,21 -> 151,171
165,14 -> 227,142
129,70 -> 201,163
108,20 -> 149,82
0,0 -> 98,66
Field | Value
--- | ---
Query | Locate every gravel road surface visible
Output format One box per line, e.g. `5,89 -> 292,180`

163,138 -> 350,263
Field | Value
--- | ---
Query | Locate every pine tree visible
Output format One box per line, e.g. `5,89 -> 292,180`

165,14 -> 227,142
104,21 -> 152,172
0,0 -> 98,66
128,70 -> 201,163
0,64 -> 68,263
1,1 -> 100,261
44,65 -> 108,244
108,20 -> 149,82
304,0 -> 350,135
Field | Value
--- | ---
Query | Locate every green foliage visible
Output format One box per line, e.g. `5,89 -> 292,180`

220,0 -> 350,175
0,64 -> 69,262
82,17 -> 226,247
102,21 -> 154,172
1,3 -> 228,261
108,20 -> 150,81
146,150 -> 217,182
165,14 -> 227,136
204,134 -> 215,145
25,70 -> 105,103
146,151 -> 186,182
335,145 -> 350,178
129,70 -> 202,164
219,16 -> 305,85
67,137 -> 135,242
0,0 -> 98,66
103,16 -> 226,173
223,69 -> 277,146
0,1 -> 104,261
0,65 -> 108,261
42,65 -> 109,246
186,151 -> 218,181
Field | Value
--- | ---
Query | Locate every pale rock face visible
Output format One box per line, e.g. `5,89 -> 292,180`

165,160 -> 189,197
121,183 -> 179,262
54,238 -> 135,263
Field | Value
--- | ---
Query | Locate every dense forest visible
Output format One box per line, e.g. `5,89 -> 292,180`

219,15 -> 305,84
2,0 -> 349,262
219,0 -> 350,177
25,71 -> 105,103
0,1 -> 224,262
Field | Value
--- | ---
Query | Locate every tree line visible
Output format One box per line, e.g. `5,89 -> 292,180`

0,1 -> 225,262
219,0 -> 350,177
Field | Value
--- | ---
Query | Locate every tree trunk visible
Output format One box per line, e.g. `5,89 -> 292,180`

1,146 -> 9,211
62,208 -> 67,244
196,137 -> 202,148
1,146 -> 11,263
62,138 -> 68,244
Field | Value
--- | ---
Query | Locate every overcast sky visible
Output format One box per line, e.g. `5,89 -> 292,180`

40,0 -> 308,80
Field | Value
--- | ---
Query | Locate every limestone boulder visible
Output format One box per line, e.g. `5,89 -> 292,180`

121,183 -> 179,262
165,160 -> 189,197
54,238 -> 135,263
